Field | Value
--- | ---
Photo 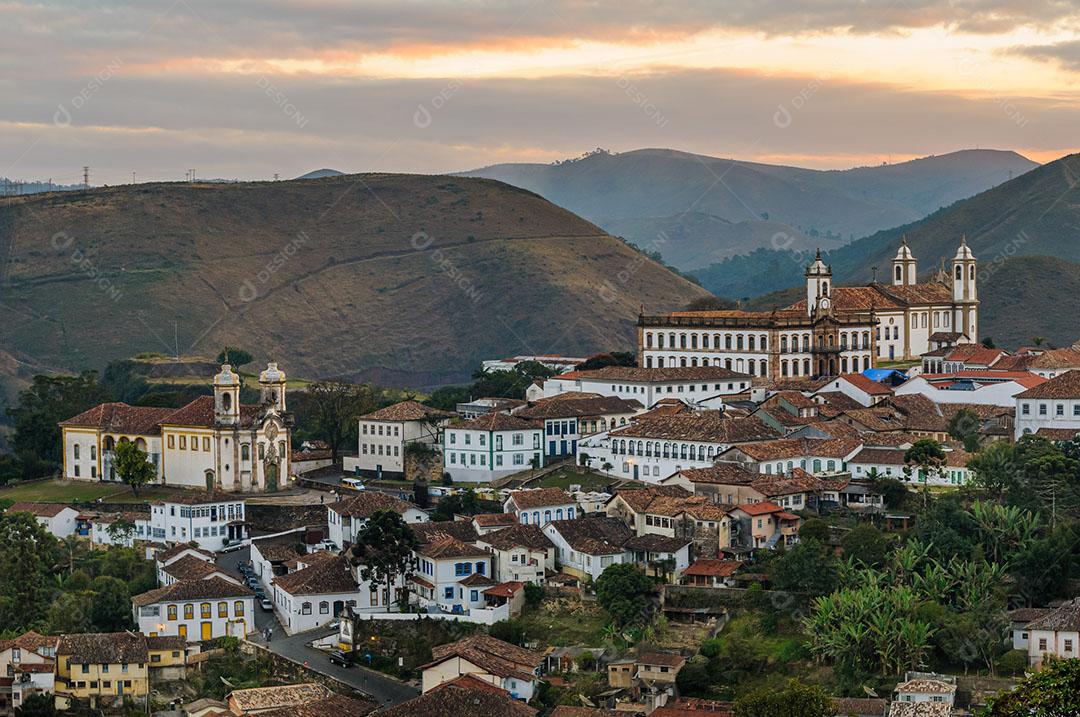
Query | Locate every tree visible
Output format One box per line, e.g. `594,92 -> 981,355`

770,541 -> 839,597
7,371 -> 112,471
0,511 -> 61,631
46,591 -> 95,634
904,439 -> 947,484
841,524 -> 888,568
870,474 -> 908,509
967,441 -> 1017,500
798,518 -> 830,544
429,489 -> 489,521
16,691 -> 57,717
105,518 -> 137,546
576,352 -> 638,371
595,563 -> 653,627
982,656 -> 1080,716
733,679 -> 833,717
947,408 -> 983,452
89,576 -> 132,631
216,346 -> 253,368
295,381 -> 377,462
981,336 -> 996,349
112,440 -> 156,496
348,510 -> 418,608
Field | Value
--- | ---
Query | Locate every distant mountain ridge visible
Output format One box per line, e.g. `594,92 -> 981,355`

461,148 -> 1038,271
0,173 -> 708,387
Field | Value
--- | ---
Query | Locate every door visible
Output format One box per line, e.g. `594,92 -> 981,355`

548,440 -> 556,455
201,622 -> 212,640
178,624 -> 187,640
633,464 -> 639,480
560,440 -> 567,455
889,345 -> 895,361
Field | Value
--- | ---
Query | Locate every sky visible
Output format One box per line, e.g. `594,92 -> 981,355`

2,0 -> 1080,185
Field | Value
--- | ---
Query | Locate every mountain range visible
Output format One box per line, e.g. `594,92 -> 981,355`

461,148 -> 1038,272
0,173 -> 707,389
737,153 -> 1080,348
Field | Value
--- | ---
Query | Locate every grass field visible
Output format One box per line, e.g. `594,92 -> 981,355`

519,597 -> 609,647
0,480 -> 196,505
531,469 -> 613,492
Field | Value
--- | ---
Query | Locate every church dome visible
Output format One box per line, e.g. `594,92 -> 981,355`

954,235 -> 975,260
805,249 -> 830,275
213,364 -> 240,387
259,362 -> 286,384
894,236 -> 914,260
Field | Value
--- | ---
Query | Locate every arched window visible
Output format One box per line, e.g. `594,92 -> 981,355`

223,392 -> 232,412
74,445 -> 80,459
302,602 -> 312,615
680,444 -> 688,459
955,265 -> 962,279
748,361 -> 755,376
663,443 -> 671,458
968,265 -> 975,280
760,360 -> 767,375
725,335 -> 732,349
781,336 -> 788,352
748,336 -> 756,351
895,266 -> 902,282
690,357 -> 698,367
680,334 -> 687,349
691,334 -> 698,349
725,358 -> 732,369
657,333 -> 665,349
822,280 -> 829,295
680,357 -> 687,367
713,335 -> 722,349
736,335 -> 744,350
781,361 -> 789,377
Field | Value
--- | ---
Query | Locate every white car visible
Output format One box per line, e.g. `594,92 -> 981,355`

341,477 -> 365,491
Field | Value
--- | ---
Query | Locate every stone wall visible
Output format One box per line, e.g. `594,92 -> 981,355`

246,503 -> 328,533
238,640 -> 378,701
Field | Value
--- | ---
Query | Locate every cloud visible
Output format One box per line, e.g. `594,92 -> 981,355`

1013,39 -> 1080,70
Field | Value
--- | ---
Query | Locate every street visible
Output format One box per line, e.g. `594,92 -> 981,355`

216,545 -> 420,708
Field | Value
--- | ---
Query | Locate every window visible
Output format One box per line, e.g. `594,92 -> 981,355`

1039,638 -> 1048,651
302,602 -> 312,615
241,444 -> 250,461
200,602 -> 211,618
218,602 -> 228,618
74,444 -> 80,459
234,601 -> 244,617
203,436 -> 210,451
319,601 -> 330,614
184,604 -> 194,619
168,435 -> 175,449
444,587 -> 454,599
179,435 -> 187,450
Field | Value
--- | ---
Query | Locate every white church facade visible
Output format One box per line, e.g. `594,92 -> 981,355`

60,362 -> 293,493
637,238 -> 978,377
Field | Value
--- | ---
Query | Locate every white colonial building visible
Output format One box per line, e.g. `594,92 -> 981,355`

326,491 -> 428,549
344,400 -> 455,479
60,363 -> 293,493
1014,370 -> 1080,441
442,413 -> 544,482
132,577 -> 255,641
536,366 -> 752,410
144,494 -> 247,551
637,239 -> 979,375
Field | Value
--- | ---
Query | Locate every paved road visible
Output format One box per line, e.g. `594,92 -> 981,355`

249,626 -> 420,708
216,545 -> 419,708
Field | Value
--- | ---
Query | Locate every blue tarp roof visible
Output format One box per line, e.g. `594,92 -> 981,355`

862,368 -> 908,383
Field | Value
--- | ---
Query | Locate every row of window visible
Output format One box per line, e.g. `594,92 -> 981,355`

1021,402 -> 1080,417
448,451 -> 536,467
644,331 -> 875,353
178,504 -> 243,521
645,356 -> 769,374
546,420 -> 578,436
613,439 -> 718,461
612,382 -> 745,395
160,601 -> 246,620
520,507 -> 573,524
448,431 -> 537,449
362,423 -> 400,436
69,679 -> 136,691
361,443 -> 400,456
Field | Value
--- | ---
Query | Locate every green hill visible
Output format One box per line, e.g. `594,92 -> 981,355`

0,174 -> 709,386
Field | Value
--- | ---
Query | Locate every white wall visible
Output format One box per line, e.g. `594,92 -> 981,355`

135,597 -> 254,641
443,427 -> 544,482
896,376 -> 1026,408
1016,396 -> 1080,440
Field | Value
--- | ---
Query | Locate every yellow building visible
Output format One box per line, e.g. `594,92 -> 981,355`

55,632 -> 149,710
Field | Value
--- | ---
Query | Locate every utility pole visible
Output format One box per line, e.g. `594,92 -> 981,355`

132,172 -> 136,184
189,169 -> 196,183
83,166 -> 90,189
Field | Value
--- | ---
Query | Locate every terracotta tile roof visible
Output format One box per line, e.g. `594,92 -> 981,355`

623,534 -> 691,552
1008,607 -> 1053,624
611,413 -> 782,444
459,572 -> 497,587
328,491 -> 417,519
547,514 -> 633,555
1036,427 -> 1080,441
750,472 -> 824,497
1024,347 -> 1080,369
550,707 -> 622,717
483,581 -> 525,598
734,501 -> 784,516
59,402 -> 176,434
727,437 -> 861,461
839,407 -> 909,432
637,651 -> 686,668
361,400 -> 455,422
612,485 -> 693,512
479,524 -> 553,551
1017,370 -> 1080,399
849,447 -> 907,466
57,632 -> 148,665
272,554 -> 358,595
257,693 -> 377,717
681,502 -> 736,521
554,366 -> 750,382
228,684 -> 331,713
381,678 -> 536,717
428,634 -> 543,681
670,464 -> 757,485
413,520 -> 480,546
157,542 -> 216,563
0,631 -> 57,655
887,703 -> 950,717
507,487 -> 574,510
132,576 -> 253,607
163,554 -> 225,581
813,392 -> 864,411
146,635 -> 187,652
840,373 -> 895,396
6,502 -> 73,518
801,420 -> 863,439
1025,601 -> 1080,632
683,559 -> 742,578
942,343 -> 1007,366
832,697 -> 887,716
157,395 -> 264,428
651,702 -> 733,717
450,412 -> 540,432
417,536 -> 489,560
157,491 -> 245,506
473,513 -> 518,528
767,390 -> 818,409
873,282 -> 954,306
637,401 -> 693,419
895,679 -> 956,695
516,396 -> 642,419
788,286 -> 903,312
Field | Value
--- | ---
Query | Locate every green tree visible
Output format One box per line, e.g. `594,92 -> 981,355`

904,438 -> 947,485
15,691 -> 57,717
841,524 -> 888,568
47,591 -> 95,634
112,440 -> 156,496
595,563 -> 653,627
216,347 -> 253,368
967,441 -> 1017,500
982,656 -> 1080,716
733,679 -> 833,717
89,576 -> 132,631
347,510 -> 418,605
105,518 -> 137,546
770,541 -> 839,597
798,518 -> 830,543
0,511 -> 61,631
675,658 -> 711,697
7,371 -> 112,471
294,381 -> 377,462
948,408 -> 983,452
870,475 -> 909,509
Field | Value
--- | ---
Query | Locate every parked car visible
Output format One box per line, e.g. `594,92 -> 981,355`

260,598 -> 273,611
328,649 -> 355,667
341,477 -> 365,491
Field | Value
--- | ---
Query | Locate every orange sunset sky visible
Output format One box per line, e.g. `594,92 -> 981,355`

2,0 -> 1079,184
